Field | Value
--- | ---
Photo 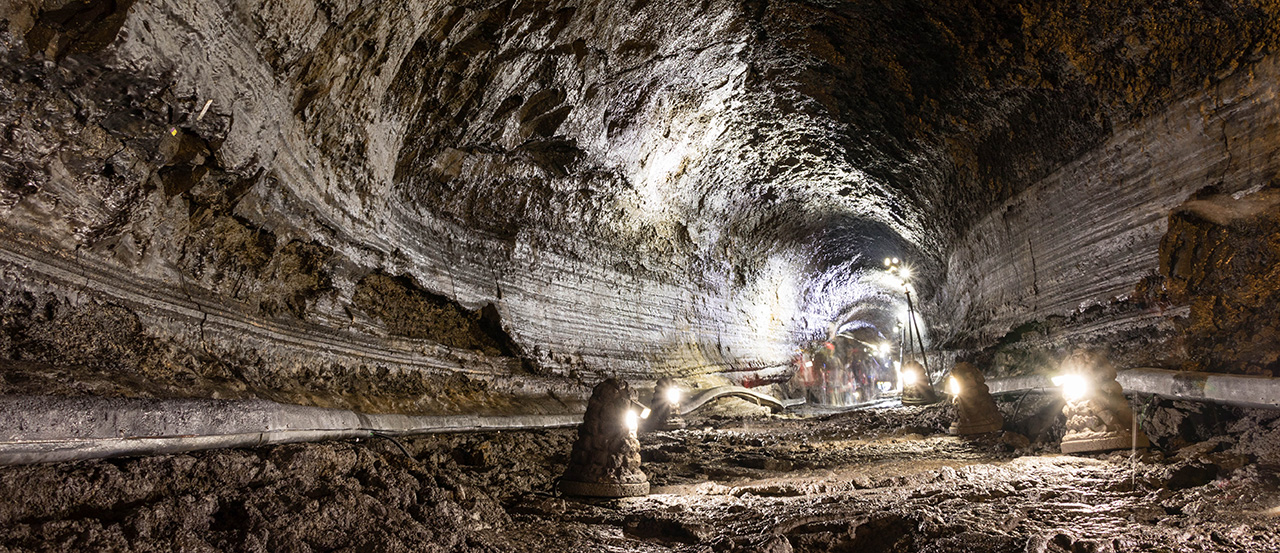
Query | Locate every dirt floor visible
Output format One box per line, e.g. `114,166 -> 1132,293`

1,396 -> 1279,552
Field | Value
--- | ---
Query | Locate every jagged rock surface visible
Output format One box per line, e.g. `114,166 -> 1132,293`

2,0 -> 1280,414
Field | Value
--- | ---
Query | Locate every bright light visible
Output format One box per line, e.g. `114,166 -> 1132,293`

1051,374 -> 1089,402
948,376 -> 961,396
625,410 -> 639,432
665,387 -> 682,404
804,361 -> 813,368
892,257 -> 900,264
902,369 -> 919,386
884,257 -> 892,267
878,342 -> 891,357
899,267 -> 912,280
640,407 -> 651,419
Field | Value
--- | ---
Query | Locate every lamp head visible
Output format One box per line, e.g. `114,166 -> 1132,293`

625,409 -> 639,433
1051,374 -> 1089,402
664,386 -> 682,405
901,368 -> 919,386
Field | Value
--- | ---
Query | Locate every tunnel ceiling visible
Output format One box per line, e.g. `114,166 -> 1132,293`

2,0 -> 1279,414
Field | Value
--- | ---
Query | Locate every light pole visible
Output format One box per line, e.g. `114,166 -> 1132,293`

884,258 -> 934,387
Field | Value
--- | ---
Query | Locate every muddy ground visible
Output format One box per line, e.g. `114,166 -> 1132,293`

1,396 -> 1279,552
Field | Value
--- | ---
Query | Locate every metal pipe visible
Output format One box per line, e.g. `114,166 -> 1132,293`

985,368 -> 1280,409
0,395 -> 580,466
0,384 -> 807,466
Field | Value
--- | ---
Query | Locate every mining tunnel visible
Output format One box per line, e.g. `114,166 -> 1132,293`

2,1 -> 1280,551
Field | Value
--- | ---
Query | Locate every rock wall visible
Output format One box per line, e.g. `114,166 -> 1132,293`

935,54 -> 1280,376
0,0 -> 839,413
3,0 -> 1280,415
1160,189 -> 1280,375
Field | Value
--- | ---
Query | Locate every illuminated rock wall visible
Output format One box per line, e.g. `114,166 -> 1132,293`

0,0 -> 829,414
2,0 -> 1278,414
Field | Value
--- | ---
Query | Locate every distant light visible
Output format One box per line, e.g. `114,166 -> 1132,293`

884,257 -> 892,267
1051,374 -> 1089,402
948,376 -> 961,396
899,267 -> 912,280
892,258 -> 900,264
665,387 -> 682,404
625,410 -> 640,432
877,342 -> 891,357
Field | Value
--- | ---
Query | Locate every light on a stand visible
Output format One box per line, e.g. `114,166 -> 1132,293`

901,368 -> 919,386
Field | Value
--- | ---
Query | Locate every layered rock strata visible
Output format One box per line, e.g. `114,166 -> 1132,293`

2,0 -> 1279,415
935,54 -> 1280,376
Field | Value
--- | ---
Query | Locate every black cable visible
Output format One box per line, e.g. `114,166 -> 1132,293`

370,430 -> 414,459
1009,387 -> 1035,422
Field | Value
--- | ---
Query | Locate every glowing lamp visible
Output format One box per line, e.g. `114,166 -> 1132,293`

901,369 -> 919,386
900,360 -> 939,406
1055,349 -> 1150,454
641,377 -> 686,431
559,378 -> 649,497
665,386 -> 682,404
884,257 -> 892,266
1051,374 -> 1088,402
625,410 -> 639,433
947,362 -> 1004,435
640,407 -> 651,419
899,267 -> 912,280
